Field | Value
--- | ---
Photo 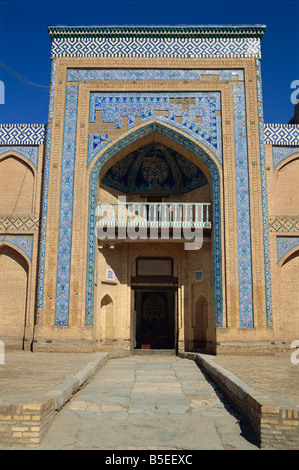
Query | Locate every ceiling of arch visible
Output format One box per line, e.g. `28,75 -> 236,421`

101,141 -> 208,195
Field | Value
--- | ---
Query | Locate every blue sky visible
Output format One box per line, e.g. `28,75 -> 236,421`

0,0 -> 298,125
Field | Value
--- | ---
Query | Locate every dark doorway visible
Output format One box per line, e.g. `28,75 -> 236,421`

135,290 -> 175,350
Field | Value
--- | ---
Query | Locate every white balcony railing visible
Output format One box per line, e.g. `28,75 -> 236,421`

96,202 -> 212,229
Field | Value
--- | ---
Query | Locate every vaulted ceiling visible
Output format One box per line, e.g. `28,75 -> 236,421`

101,141 -> 208,195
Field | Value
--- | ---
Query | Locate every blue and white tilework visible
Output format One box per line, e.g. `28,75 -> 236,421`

37,127 -> 52,309
0,235 -> 33,262
37,57 -> 57,309
67,68 -> 244,82
277,237 -> 299,263
232,84 -> 254,328
47,59 -> 56,124
85,121 -> 223,328
0,124 -> 45,145
51,36 -> 261,58
256,59 -> 272,327
264,124 -> 299,146
87,134 -> 111,167
89,92 -> 222,164
54,85 -> 78,326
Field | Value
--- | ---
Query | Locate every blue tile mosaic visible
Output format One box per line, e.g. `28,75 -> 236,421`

89,92 -> 222,164
256,58 -> 273,328
277,237 -> 299,263
264,124 -> 299,146
37,56 -> 57,309
54,85 -> 78,326
272,146 -> 299,169
0,124 -> 45,145
37,127 -> 52,309
51,36 -> 261,58
232,84 -> 254,328
0,235 -> 33,261
67,68 -> 244,82
47,59 -> 56,124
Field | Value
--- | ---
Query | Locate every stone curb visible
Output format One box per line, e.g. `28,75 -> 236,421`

0,352 -> 110,447
44,352 -> 109,410
180,352 -> 299,450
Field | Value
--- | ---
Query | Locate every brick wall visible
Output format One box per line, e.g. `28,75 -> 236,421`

0,398 -> 55,447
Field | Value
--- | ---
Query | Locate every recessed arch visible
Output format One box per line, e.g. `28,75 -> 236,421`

100,293 -> 115,340
0,244 -> 29,341
0,153 -> 35,215
85,120 -> 223,329
275,154 -> 299,174
280,247 -> 299,268
193,294 -> 209,350
279,248 -> 299,338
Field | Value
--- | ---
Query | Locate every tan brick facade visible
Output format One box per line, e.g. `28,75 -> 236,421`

0,26 -> 298,354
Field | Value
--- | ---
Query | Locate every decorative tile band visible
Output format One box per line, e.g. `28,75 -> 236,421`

48,25 -> 266,38
272,146 -> 299,169
89,91 -> 222,164
51,36 -> 261,58
85,121 -> 223,328
0,216 -> 39,232
37,127 -> 52,309
54,86 -> 78,326
37,58 -> 57,310
232,84 -> 254,328
269,218 -> 299,233
256,58 -> 272,328
277,237 -> 299,263
67,68 -> 245,82
0,124 -> 46,145
47,59 -> 56,124
0,235 -> 33,261
0,146 -> 39,169
264,124 -> 299,146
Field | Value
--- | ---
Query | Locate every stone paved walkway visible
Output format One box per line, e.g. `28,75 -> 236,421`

37,356 -> 259,450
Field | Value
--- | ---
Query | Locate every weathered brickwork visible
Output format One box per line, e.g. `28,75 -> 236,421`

0,398 -> 55,447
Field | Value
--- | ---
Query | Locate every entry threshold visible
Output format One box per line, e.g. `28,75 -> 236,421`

131,349 -> 176,356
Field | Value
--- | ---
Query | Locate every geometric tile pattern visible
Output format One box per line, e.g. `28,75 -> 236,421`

232,84 -> 254,328
37,58 -> 57,309
277,237 -> 299,263
48,59 -> 56,124
264,124 -> 299,146
51,36 -> 262,59
256,58 -> 273,328
49,25 -> 265,59
0,216 -> 39,231
0,235 -> 33,261
37,127 -> 52,309
85,121 -> 223,328
67,68 -> 245,82
269,218 -> 299,233
0,124 -> 46,145
89,92 -> 222,164
54,86 -> 79,326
